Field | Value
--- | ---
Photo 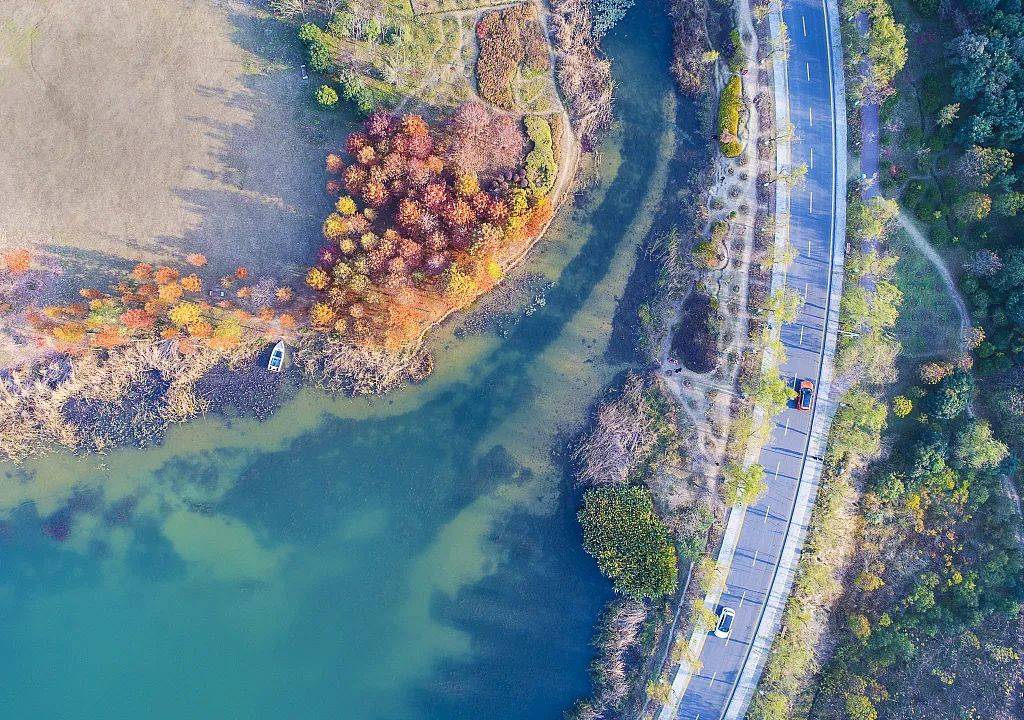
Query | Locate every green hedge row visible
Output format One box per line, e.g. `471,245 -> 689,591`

524,115 -> 557,197
717,75 -> 743,158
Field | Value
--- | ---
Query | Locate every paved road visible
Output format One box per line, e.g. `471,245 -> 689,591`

672,0 -> 845,717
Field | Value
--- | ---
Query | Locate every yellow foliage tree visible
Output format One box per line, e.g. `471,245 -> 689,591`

168,302 -> 202,327
336,195 -> 357,216
323,213 -> 348,240
52,323 -> 86,344
456,173 -> 480,197
444,265 -> 477,299
310,302 -> 336,326
306,267 -> 330,290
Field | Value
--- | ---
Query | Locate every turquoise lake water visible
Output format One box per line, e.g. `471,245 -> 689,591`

0,3 -> 691,717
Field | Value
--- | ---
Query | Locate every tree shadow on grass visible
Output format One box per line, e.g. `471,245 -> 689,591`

155,6 -> 362,281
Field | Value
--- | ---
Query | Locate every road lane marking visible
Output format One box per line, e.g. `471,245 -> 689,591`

783,418 -> 790,436
799,325 -> 805,344
764,505 -> 770,523
709,672 -> 717,686
738,590 -> 747,609
809,147 -> 814,169
809,107 -> 813,126
805,63 -> 810,81
802,15 -> 807,36
751,548 -> 758,567
807,238 -> 812,254
809,191 -> 813,213
804,281 -> 809,299
774,460 -> 781,482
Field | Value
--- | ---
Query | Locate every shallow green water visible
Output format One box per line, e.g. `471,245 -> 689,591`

0,4 -> 690,718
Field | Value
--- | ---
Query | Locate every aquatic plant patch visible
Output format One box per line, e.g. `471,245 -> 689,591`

578,484 -> 678,600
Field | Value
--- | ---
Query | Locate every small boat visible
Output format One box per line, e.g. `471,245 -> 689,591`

268,341 -> 286,373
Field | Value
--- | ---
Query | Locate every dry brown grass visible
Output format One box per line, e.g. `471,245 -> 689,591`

294,332 -> 427,395
573,374 -> 662,487
0,338 -> 263,462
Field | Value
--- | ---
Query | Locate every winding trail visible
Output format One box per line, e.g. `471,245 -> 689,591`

894,186 -> 1024,550
895,212 -> 970,342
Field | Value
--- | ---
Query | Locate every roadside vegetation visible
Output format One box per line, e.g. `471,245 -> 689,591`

568,374 -> 706,720
753,0 -> 1024,715
716,33 -> 747,157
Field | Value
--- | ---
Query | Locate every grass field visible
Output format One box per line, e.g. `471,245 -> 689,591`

891,228 -> 960,359
0,0 -> 357,297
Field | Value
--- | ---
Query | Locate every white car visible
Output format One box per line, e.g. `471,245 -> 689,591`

714,606 -> 736,639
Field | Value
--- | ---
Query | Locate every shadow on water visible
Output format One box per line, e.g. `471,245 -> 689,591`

604,8 -> 714,365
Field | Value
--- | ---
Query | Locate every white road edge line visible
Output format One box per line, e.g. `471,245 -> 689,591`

805,63 -> 810,81
802,15 -> 807,35
809,106 -> 813,126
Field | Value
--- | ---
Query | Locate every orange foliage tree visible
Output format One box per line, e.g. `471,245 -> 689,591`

304,110 -> 555,348
2,248 -> 32,275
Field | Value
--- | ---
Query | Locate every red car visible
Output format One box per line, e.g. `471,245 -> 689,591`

796,379 -> 814,410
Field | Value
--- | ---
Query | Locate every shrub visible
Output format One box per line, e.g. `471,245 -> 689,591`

316,85 -> 339,108
579,485 -> 677,600
339,73 -> 391,116
475,5 -> 551,110
2,248 -> 32,275
307,41 -> 332,72
524,115 -> 557,197
717,75 -> 744,157
892,395 -> 912,417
